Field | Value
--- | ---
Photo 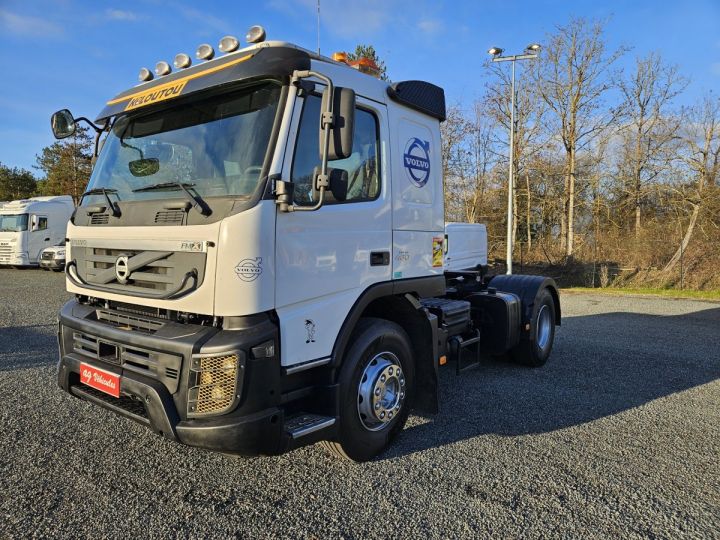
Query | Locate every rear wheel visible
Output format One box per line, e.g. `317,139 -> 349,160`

321,318 -> 414,462
510,288 -> 556,367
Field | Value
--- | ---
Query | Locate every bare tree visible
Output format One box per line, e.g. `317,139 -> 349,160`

486,63 -> 546,250
534,17 -> 626,257
616,52 -> 687,237
664,94 -> 720,271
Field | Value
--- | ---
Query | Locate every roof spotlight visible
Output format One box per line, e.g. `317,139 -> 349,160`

196,43 -> 215,61
526,43 -> 541,53
219,35 -> 240,53
155,61 -> 172,76
138,67 -> 154,82
488,47 -> 503,56
246,25 -> 266,44
174,53 -> 192,69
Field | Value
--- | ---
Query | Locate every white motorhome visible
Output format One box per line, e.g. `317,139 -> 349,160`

0,196 -> 74,267
51,29 -> 560,462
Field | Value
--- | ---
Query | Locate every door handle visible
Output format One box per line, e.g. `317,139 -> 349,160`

44,238 -> 50,241
370,251 -> 390,266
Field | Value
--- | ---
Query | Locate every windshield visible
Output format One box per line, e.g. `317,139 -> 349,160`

0,213 -> 28,232
84,82 -> 282,205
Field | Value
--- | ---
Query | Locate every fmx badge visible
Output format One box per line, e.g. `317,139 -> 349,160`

234,257 -> 262,282
403,138 -> 431,187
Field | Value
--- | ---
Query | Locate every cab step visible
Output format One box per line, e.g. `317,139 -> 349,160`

285,413 -> 336,439
449,329 -> 482,374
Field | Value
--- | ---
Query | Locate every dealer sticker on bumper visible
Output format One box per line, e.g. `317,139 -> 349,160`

80,363 -> 120,398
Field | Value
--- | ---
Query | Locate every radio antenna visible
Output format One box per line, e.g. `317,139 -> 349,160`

317,0 -> 321,54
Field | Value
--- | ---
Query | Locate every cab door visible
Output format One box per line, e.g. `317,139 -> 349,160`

275,93 -> 391,368
29,214 -> 50,262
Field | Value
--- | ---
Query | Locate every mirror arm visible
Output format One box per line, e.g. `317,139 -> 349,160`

281,70 -> 335,213
74,116 -> 104,134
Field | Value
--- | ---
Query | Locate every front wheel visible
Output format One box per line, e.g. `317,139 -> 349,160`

510,288 -> 556,367
321,318 -> 414,462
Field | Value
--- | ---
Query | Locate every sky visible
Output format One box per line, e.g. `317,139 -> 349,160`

0,0 -> 718,172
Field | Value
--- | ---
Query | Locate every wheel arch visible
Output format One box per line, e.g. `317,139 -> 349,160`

488,274 -> 561,326
330,277 -> 444,414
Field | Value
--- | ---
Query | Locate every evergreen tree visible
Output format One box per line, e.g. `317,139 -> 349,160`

0,163 -> 38,201
35,126 -> 93,204
347,44 -> 389,81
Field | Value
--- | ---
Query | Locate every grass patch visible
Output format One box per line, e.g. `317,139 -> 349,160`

562,287 -> 720,301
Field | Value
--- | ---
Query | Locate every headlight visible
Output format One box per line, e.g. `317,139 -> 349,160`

187,352 -> 243,416
55,250 -> 65,258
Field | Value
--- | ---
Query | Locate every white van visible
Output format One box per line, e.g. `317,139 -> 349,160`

0,196 -> 74,267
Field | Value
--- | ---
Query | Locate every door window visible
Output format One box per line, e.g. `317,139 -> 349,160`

37,217 -> 48,230
291,95 -> 380,205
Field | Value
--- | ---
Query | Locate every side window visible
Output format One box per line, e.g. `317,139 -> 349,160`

38,217 -> 48,230
291,95 -> 380,205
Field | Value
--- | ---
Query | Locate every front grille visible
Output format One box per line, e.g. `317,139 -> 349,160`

0,244 -> 12,262
41,252 -> 54,260
90,214 -> 109,225
96,309 -> 164,333
71,330 -> 182,393
71,245 -> 206,297
72,384 -> 148,420
86,248 -> 174,292
154,210 -> 185,224
188,354 -> 239,416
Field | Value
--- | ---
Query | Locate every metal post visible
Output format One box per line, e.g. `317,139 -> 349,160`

316,0 -> 321,55
491,49 -> 538,274
506,60 -> 515,275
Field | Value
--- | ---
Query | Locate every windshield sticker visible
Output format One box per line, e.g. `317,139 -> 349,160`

403,138 -> 431,187
235,257 -> 262,282
432,236 -> 443,268
125,81 -> 188,111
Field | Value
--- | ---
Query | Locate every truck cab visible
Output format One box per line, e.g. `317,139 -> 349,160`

53,29 -> 559,461
0,196 -> 74,267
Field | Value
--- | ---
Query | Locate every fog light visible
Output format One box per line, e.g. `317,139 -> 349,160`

188,352 -> 241,416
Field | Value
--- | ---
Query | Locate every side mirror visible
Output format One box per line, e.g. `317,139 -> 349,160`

312,166 -> 348,203
320,87 -> 355,161
51,109 -> 77,139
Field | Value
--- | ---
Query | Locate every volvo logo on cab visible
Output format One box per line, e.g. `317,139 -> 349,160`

403,137 -> 431,188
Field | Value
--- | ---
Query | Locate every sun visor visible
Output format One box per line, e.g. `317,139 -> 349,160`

95,47 -> 311,121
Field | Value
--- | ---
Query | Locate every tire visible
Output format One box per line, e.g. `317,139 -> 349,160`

322,317 -> 415,462
510,288 -> 556,367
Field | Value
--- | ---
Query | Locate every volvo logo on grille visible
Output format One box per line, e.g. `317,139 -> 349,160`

115,255 -> 131,284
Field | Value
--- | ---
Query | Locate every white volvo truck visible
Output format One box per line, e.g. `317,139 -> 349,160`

0,196 -> 74,267
51,28 -> 560,461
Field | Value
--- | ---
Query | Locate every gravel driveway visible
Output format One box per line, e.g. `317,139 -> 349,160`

1,268 -> 718,538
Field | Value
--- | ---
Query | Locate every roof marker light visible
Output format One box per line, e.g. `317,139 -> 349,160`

174,53 -> 192,69
332,52 -> 348,63
138,67 -> 154,82
196,43 -> 215,61
219,35 -> 240,53
246,25 -> 266,44
155,61 -> 171,76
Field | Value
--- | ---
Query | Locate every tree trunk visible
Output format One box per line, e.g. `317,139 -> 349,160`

566,148 -> 576,257
663,204 -> 699,271
525,171 -> 532,250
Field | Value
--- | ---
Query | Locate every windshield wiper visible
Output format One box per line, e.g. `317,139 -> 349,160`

82,188 -> 121,217
132,182 -> 212,216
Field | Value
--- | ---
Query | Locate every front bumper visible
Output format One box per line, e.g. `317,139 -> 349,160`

40,258 -> 65,269
57,299 -> 286,455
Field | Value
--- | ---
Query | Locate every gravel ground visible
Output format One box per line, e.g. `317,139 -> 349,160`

0,268 -> 718,539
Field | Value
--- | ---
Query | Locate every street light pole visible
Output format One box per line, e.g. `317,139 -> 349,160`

489,45 -> 540,275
